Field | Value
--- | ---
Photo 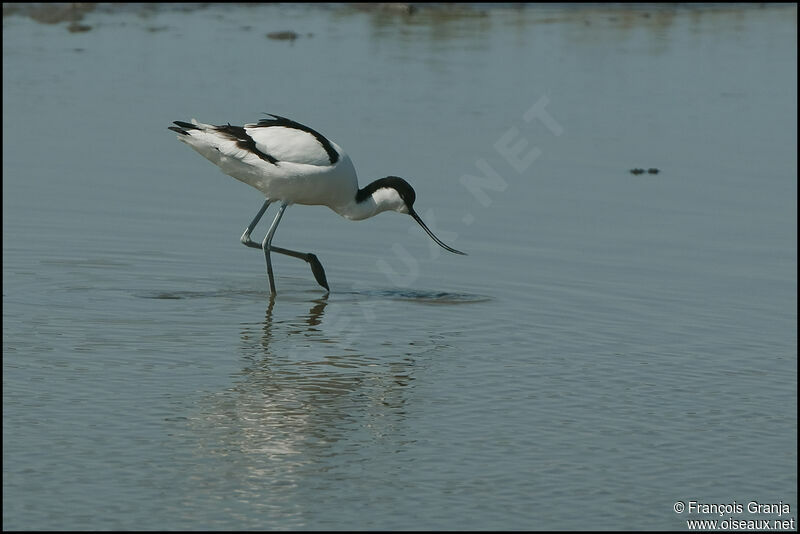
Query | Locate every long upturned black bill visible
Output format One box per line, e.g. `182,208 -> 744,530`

410,210 -> 467,255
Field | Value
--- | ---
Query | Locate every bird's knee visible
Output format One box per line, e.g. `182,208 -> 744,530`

240,234 -> 261,249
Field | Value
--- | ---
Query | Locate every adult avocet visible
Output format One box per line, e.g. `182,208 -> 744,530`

168,114 -> 465,294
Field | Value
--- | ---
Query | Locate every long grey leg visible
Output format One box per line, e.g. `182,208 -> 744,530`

240,200 -> 330,291
241,198 -> 273,249
262,202 -> 289,295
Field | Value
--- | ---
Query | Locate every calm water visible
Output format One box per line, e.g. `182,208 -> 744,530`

3,3 -> 796,530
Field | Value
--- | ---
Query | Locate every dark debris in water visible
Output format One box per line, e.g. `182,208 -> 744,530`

266,31 -> 300,41
630,167 -> 661,175
67,22 -> 92,33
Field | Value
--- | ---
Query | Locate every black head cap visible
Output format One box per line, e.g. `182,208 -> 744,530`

356,176 -> 416,208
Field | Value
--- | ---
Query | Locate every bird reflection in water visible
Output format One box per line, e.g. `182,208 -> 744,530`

177,295 -> 415,506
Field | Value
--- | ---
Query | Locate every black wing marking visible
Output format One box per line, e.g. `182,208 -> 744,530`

168,120 -> 200,135
215,123 -> 278,164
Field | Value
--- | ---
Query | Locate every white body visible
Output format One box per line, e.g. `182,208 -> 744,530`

174,119 -> 402,221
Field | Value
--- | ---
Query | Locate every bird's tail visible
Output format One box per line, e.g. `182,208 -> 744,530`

168,118 -> 215,136
168,118 -> 237,168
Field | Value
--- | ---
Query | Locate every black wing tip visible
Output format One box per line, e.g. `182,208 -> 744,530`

169,120 -> 199,135
173,120 -> 199,130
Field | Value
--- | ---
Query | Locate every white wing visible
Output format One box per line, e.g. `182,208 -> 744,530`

245,125 -> 331,166
244,114 -> 339,167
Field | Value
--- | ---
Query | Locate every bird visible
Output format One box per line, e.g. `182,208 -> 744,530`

168,114 -> 466,295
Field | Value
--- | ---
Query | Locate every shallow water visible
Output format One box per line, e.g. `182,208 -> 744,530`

3,3 -> 797,530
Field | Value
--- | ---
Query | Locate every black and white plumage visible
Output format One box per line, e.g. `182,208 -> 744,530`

168,114 -> 465,294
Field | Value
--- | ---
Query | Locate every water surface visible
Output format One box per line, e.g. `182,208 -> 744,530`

3,4 -> 796,530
